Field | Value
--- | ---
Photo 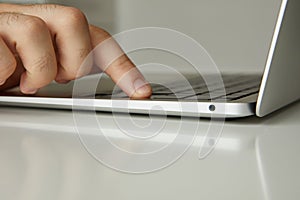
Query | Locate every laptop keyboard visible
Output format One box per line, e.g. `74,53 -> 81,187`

95,74 -> 262,102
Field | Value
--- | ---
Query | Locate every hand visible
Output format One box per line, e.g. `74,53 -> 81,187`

0,3 -> 152,98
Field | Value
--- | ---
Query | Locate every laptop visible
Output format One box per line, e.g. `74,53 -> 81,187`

0,0 -> 299,118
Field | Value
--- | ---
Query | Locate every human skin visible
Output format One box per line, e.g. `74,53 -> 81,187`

0,3 -> 152,98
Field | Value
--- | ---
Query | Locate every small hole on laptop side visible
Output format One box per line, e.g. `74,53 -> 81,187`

209,105 -> 216,112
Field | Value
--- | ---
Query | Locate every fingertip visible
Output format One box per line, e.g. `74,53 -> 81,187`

131,78 -> 152,99
20,83 -> 38,94
132,86 -> 152,99
0,80 -> 6,86
21,87 -> 38,95
19,73 -> 39,95
55,79 -> 70,84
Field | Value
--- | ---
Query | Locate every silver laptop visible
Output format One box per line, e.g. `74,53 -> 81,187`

0,0 -> 299,118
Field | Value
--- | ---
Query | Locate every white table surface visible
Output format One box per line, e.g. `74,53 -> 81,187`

0,100 -> 299,200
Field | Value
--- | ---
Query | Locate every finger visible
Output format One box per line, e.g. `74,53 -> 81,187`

89,25 -> 152,98
0,13 -> 57,94
22,4 -> 93,82
0,36 -> 17,85
0,4 -> 93,82
0,56 -> 25,91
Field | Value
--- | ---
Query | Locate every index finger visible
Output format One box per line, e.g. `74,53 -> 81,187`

89,25 -> 152,99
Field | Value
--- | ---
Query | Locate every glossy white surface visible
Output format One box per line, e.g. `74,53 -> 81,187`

0,100 -> 299,200
256,102 -> 300,200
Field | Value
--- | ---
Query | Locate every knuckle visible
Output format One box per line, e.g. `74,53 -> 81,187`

112,55 -> 132,70
21,16 -> 47,34
0,13 -> 47,35
106,55 -> 134,77
60,7 -> 87,27
29,4 -> 59,13
0,12 -> 21,26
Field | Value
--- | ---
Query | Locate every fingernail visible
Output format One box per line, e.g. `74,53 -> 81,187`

22,88 -> 38,94
134,78 -> 151,95
0,80 -> 6,85
56,79 -> 70,84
